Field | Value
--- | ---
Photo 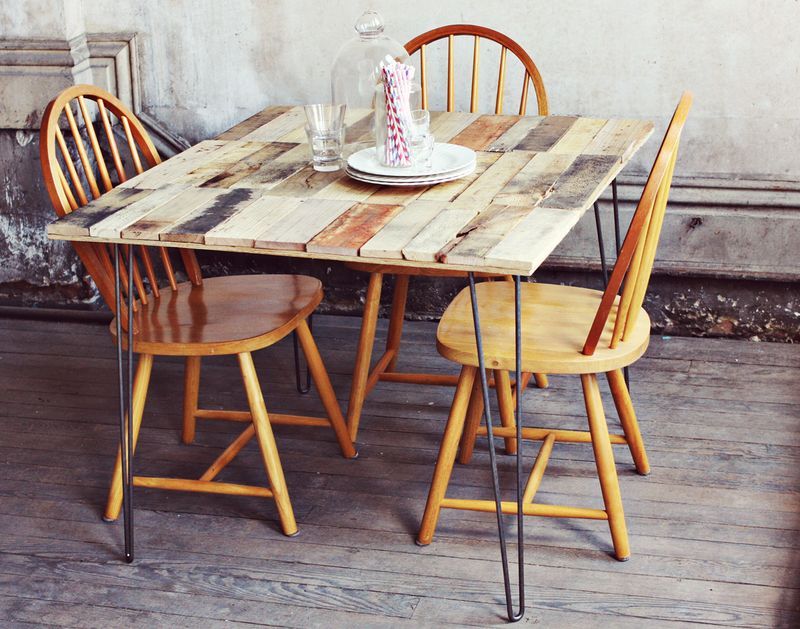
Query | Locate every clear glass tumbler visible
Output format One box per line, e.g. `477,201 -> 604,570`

304,104 -> 347,171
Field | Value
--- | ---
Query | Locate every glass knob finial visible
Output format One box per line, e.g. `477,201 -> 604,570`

354,10 -> 384,38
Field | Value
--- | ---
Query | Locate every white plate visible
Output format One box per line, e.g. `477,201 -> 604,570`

346,162 -> 475,187
347,143 -> 477,178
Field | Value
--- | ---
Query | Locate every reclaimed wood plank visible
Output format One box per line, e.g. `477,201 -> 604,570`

429,112 -> 481,142
493,151 -> 576,206
159,188 -> 263,244
449,114 -> 520,150
239,106 -> 306,142
118,140 -> 229,189
515,115 -> 578,151
486,116 -> 543,152
312,172 -> 378,201
584,118 -> 655,160
216,106 -> 293,141
46,187 -> 152,237
550,117 -> 607,154
359,200 -> 448,259
229,144 -> 311,189
439,203 -> 534,265
265,165 -> 345,198
254,198 -> 355,251
483,206 -> 584,272
540,154 -> 620,211
197,142 -> 296,188
306,203 -> 405,256
453,150 -> 535,205
417,152 -> 501,201
402,202 -> 484,262
120,188 -> 221,240
176,141 -> 274,185
89,184 -> 191,238
203,196 -> 303,247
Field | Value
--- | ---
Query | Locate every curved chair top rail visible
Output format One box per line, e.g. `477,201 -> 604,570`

583,92 -> 694,356
404,24 -> 548,116
40,84 -> 202,324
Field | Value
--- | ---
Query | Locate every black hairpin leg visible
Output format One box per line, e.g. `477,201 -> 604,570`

593,202 -> 609,287
610,180 -> 631,389
114,244 -> 135,563
468,273 -> 525,622
293,314 -> 312,394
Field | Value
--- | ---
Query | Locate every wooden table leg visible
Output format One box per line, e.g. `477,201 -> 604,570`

346,272 -> 383,442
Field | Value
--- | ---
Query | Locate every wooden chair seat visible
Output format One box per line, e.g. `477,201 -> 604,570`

436,282 -> 651,374
111,275 -> 322,356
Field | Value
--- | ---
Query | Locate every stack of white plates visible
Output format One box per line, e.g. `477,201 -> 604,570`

346,143 -> 476,186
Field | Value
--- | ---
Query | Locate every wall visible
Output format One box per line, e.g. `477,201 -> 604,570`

1,1 -> 798,339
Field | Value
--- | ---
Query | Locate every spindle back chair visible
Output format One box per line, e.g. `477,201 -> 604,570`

405,24 -> 548,115
423,93 -> 693,560
40,84 -> 201,327
345,26 -> 549,444
40,85 -> 356,536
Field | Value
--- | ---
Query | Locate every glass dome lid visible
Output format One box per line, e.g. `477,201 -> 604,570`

331,10 -> 408,110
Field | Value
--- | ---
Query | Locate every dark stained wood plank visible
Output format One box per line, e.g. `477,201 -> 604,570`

493,152 -> 577,206
230,145 -> 310,189
306,203 -> 405,256
450,114 -> 520,150
540,154 -> 620,211
514,115 -> 579,151
199,142 -> 296,188
159,188 -> 262,244
46,187 -> 152,237
215,106 -> 293,141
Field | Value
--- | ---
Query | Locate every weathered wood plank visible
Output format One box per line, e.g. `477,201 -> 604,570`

306,203 -> 405,256
483,206 -> 584,272
239,106 -> 306,142
176,141 -> 273,185
159,188 -> 262,244
487,116 -> 543,152
360,200 -> 447,259
118,140 -> 229,190
253,198 -> 355,251
493,151 -> 577,207
197,142 -> 296,188
514,115 -> 578,151
89,184 -> 191,238
228,144 -> 311,189
429,112 -> 481,142
215,105 -> 293,141
584,118 -> 655,161
454,150 -> 535,205
449,114 -> 520,150
120,188 -> 222,240
550,117 -> 607,154
439,203 -> 534,266
540,154 -> 621,211
203,196 -> 302,247
46,187 -> 152,237
417,152 -> 501,201
402,202 -> 483,262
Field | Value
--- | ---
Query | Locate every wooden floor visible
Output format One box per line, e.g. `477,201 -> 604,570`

0,313 -> 798,627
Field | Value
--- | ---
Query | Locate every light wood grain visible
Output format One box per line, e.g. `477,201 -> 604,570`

254,198 -> 355,251
204,196 -> 303,247
121,188 -> 221,240
402,203 -> 482,262
360,200 -> 446,259
89,185 -> 190,239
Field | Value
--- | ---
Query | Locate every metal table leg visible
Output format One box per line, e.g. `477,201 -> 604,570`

114,244 -> 135,562
293,314 -> 312,394
468,273 -> 525,622
593,202 -> 609,286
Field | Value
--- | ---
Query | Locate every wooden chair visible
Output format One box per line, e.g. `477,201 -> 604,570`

40,84 -> 356,536
346,25 -> 550,445
418,93 -> 693,560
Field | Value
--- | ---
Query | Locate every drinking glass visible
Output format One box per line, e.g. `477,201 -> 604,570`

409,109 -> 434,168
304,104 -> 346,171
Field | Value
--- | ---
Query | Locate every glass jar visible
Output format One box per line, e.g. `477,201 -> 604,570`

331,10 -> 408,111
374,81 -> 423,167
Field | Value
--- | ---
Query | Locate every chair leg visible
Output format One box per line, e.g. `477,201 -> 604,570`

104,353 -> 154,522
607,369 -> 650,475
238,351 -> 298,537
494,369 -> 517,455
182,356 -> 201,444
457,376 -> 485,465
346,272 -> 383,441
582,373 -> 630,561
294,319 -> 358,459
418,365 -> 477,545
533,373 -> 549,388
385,274 -> 410,372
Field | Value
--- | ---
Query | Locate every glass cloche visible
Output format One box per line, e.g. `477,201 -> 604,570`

331,10 -> 408,109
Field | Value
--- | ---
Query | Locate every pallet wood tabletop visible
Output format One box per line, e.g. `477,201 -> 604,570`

47,107 -> 653,275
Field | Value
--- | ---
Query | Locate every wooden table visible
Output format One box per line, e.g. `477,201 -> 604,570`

47,106 -> 652,614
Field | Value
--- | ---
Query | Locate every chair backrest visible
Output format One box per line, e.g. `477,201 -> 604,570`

583,92 -> 693,356
405,24 -> 548,115
40,84 -> 202,323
